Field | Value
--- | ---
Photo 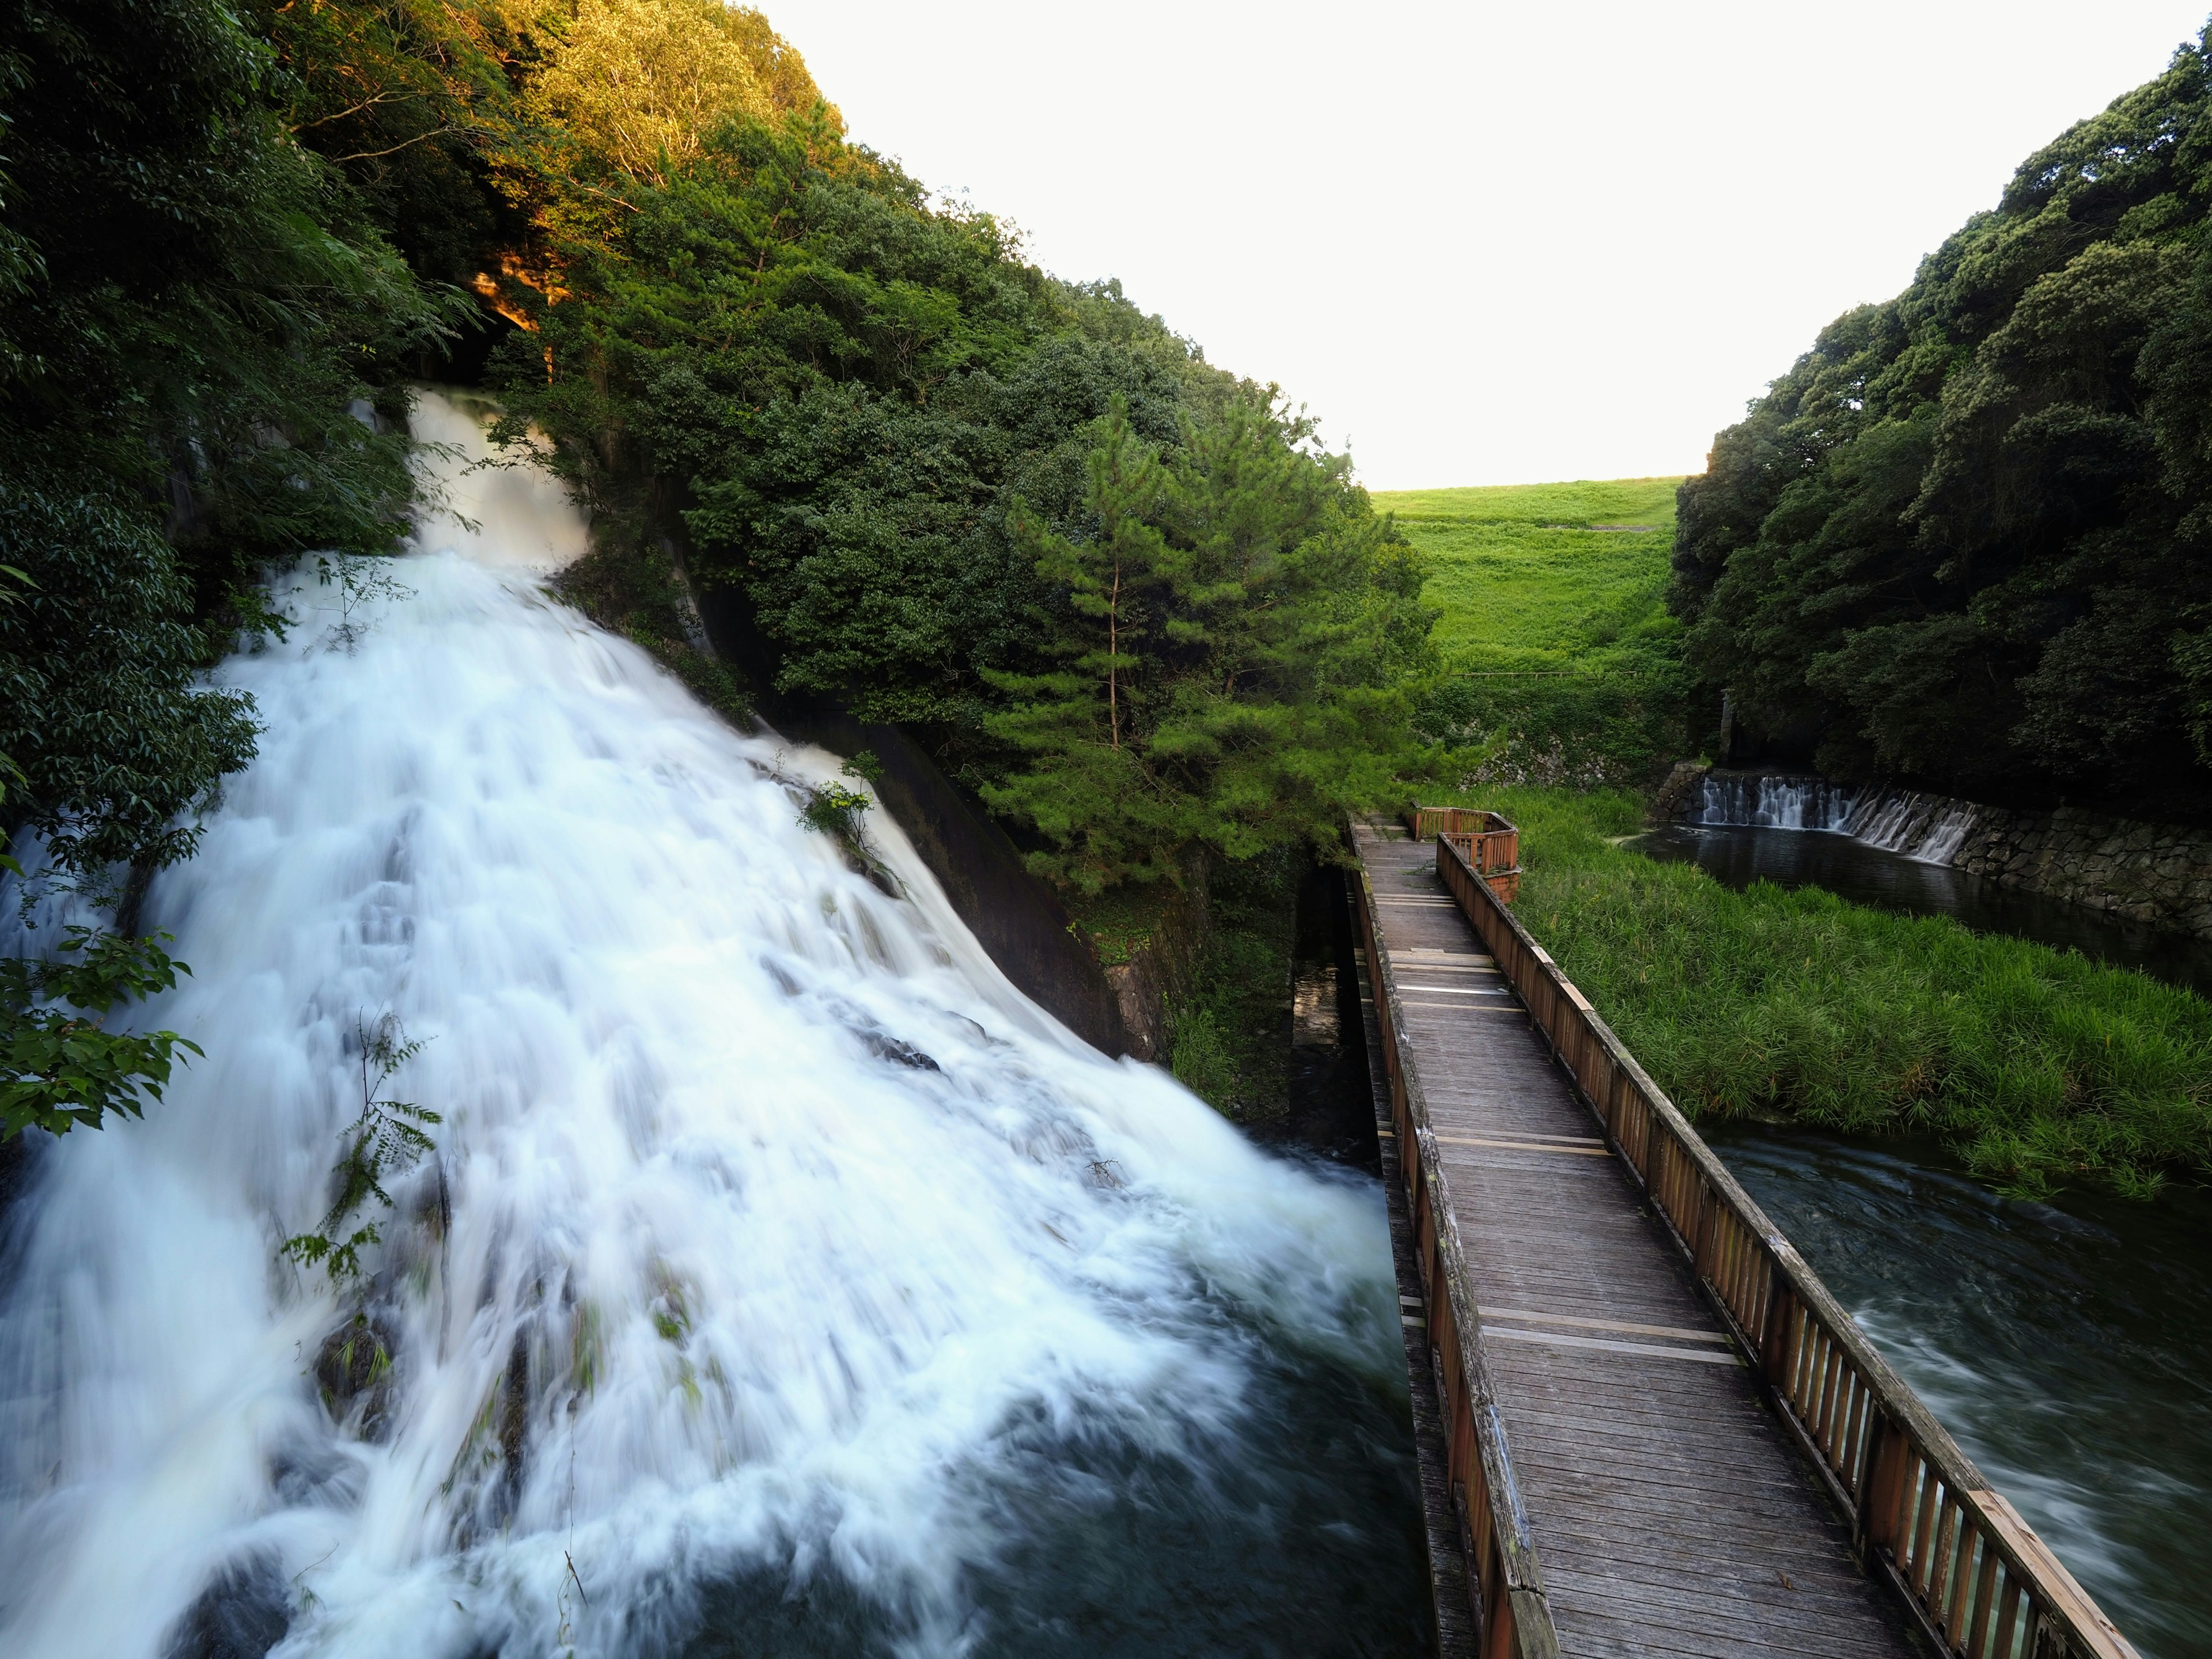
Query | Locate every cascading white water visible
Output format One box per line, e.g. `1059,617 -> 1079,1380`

1841,791 -> 1981,865
1692,774 -> 1979,866
1691,774 -> 1860,832
0,395 -> 1406,1659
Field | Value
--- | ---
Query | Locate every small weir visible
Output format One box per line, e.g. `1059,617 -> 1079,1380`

1652,779 -> 2212,996
1690,773 -> 1982,864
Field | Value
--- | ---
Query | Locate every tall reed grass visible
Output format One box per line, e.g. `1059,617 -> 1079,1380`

1463,787 -> 2212,1199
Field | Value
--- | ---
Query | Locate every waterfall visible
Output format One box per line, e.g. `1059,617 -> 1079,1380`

1690,773 -> 1859,832
0,395 -> 1406,1659
1691,774 -> 1979,865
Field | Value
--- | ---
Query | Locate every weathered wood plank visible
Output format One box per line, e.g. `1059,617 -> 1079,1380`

1350,889 -> 1479,1659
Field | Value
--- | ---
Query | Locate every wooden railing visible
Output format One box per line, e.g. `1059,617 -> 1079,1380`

1431,833 -> 2141,1659
1408,808 -> 1521,903
1352,866 -> 1561,1659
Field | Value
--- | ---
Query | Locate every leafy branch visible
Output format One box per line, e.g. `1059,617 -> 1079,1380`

312,553 -> 418,653
0,928 -> 199,1139
798,753 -> 881,838
282,1012 -> 439,1284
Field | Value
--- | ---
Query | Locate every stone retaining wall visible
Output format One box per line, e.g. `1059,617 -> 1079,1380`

1953,804 -> 2212,939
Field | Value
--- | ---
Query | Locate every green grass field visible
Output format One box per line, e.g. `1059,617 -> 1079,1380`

1371,477 -> 1691,784
1372,478 -> 1686,674
1372,482 -> 2212,1199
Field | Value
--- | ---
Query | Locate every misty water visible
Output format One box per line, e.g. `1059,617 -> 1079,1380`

0,395 -> 1426,1659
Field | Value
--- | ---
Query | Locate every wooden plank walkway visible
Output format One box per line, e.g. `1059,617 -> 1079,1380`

1353,821 -> 1923,1659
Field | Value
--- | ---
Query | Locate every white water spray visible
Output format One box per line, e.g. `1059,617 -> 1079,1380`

1692,774 -> 1982,865
0,395 -> 1396,1659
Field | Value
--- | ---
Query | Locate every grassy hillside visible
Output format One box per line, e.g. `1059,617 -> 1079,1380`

1372,477 -> 1691,786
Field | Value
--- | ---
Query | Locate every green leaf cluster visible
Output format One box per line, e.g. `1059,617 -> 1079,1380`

1675,22 -> 2212,817
281,1013 -> 440,1283
0,927 -> 199,1140
796,778 -> 870,838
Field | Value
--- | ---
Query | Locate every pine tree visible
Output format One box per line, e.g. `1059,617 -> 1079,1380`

983,399 -> 1433,892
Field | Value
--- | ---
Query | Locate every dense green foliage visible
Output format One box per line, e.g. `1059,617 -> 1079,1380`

982,404 -> 1430,890
0,0 -> 449,879
0,0 -> 470,1132
0,927 -> 200,1139
1676,25 -> 2212,819
1165,853 -> 1297,1122
0,491 -> 259,876
461,11 -> 1432,889
1450,787 -> 2212,1197
1379,478 -> 1690,786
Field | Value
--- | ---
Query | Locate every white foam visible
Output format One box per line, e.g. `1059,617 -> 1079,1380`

1695,775 -> 1978,865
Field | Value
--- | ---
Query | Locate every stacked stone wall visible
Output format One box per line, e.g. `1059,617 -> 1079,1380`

1954,805 -> 2212,940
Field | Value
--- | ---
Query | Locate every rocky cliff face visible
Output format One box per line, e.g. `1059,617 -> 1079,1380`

1094,880 -> 1210,1065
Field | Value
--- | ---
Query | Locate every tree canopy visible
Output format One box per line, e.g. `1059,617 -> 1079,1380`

0,0 -> 454,880
0,0 -> 1439,1113
438,5 -> 1432,887
1674,22 -> 2212,820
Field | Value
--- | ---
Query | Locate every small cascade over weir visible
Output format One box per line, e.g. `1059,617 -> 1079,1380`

1691,772 -> 1980,865
0,395 -> 1420,1659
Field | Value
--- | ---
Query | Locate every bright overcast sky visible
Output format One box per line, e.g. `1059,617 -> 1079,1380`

763,1 -> 2211,490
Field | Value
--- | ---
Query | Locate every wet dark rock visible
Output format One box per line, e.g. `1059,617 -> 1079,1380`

315,1309 -> 400,1440
162,1552 -> 289,1659
861,1031 -> 940,1071
269,1437 -> 365,1510
495,1326 -> 531,1524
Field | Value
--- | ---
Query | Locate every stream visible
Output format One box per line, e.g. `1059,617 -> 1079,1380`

1713,1127 -> 2212,1659
0,394 -> 1427,1659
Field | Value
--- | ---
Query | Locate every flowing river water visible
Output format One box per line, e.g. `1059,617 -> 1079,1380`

0,395 -> 1426,1659
1714,1128 -> 2212,1659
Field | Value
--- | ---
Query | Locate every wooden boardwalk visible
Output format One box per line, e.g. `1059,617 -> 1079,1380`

1353,821 -> 1922,1659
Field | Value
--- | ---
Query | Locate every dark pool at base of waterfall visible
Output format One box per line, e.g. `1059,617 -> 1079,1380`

672,1347 -> 1430,1659
1634,821 -> 2212,997
1707,1123 -> 2212,1659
